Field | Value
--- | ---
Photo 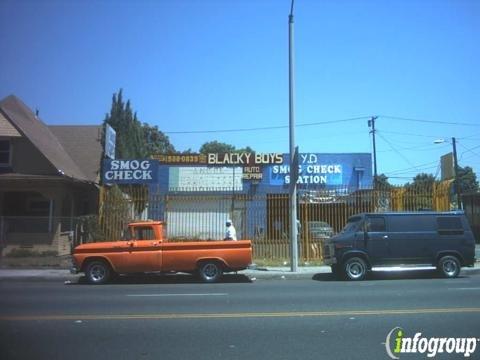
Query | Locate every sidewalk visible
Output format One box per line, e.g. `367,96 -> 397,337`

1,263 -> 479,282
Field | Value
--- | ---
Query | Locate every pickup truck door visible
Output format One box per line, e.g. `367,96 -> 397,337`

120,240 -> 161,272
117,226 -> 162,273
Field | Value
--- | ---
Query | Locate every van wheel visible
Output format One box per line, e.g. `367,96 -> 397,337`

85,260 -> 111,285
198,261 -> 223,283
343,257 -> 367,281
438,256 -> 461,278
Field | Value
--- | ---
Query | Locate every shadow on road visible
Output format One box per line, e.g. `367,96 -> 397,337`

312,270 -> 471,282
75,273 -> 252,285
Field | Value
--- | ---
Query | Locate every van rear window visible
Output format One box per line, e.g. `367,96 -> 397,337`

437,216 -> 463,231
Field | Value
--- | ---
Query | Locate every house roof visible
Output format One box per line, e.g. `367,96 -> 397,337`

49,125 -> 103,183
0,95 -> 90,182
0,111 -> 21,137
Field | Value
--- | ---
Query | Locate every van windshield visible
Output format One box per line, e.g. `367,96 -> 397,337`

341,216 -> 362,233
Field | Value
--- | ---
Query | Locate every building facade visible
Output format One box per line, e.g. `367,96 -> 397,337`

102,153 -> 372,241
0,95 -> 102,256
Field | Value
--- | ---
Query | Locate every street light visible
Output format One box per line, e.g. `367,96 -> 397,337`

434,137 -> 462,209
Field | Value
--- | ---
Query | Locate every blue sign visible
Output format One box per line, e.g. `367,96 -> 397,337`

269,164 -> 343,185
266,153 -> 371,188
102,159 -> 158,184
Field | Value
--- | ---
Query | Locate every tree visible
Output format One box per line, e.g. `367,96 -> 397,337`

102,89 -> 175,158
199,141 -> 235,154
102,89 -> 146,158
374,174 -> 392,189
143,123 -> 176,155
101,90 -> 174,214
404,173 -> 437,210
236,146 -> 255,153
408,173 -> 437,191
199,141 -> 254,154
457,166 -> 479,194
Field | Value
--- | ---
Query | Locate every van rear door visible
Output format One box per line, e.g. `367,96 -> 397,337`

436,216 -> 473,263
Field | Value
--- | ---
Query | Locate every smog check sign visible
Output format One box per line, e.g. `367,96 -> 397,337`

102,159 -> 158,184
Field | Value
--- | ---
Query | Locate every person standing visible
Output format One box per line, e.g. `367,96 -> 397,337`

224,219 -> 237,241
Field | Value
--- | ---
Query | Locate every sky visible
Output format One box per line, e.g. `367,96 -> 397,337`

0,0 -> 479,185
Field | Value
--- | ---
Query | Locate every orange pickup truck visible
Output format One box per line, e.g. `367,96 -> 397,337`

71,221 -> 252,284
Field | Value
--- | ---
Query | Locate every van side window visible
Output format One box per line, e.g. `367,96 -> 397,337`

388,215 -> 435,232
437,217 -> 464,235
366,217 -> 386,232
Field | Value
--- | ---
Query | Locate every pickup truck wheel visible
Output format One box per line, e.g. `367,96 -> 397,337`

85,260 -> 111,285
438,255 -> 461,278
343,257 -> 367,281
198,262 -> 223,283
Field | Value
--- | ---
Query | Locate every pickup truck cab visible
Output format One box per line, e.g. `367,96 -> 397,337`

323,211 -> 476,280
72,221 -> 252,284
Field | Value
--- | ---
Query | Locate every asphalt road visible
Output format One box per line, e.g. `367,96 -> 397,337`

1,271 -> 480,360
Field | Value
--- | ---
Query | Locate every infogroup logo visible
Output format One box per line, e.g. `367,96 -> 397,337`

385,327 -> 479,359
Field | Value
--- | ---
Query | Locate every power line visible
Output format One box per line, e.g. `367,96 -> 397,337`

387,176 -> 417,179
387,145 -> 479,176
164,116 -> 371,134
385,165 -> 440,176
459,143 -> 480,161
385,160 -> 439,175
378,115 -> 480,127
379,130 -> 448,139
433,162 -> 441,179
163,114 -> 478,134
458,133 -> 480,140
376,132 -> 420,172
377,143 -> 450,153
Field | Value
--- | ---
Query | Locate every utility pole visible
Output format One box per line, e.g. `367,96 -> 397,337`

231,166 -> 235,217
452,137 -> 462,209
368,116 -> 378,182
288,0 -> 298,272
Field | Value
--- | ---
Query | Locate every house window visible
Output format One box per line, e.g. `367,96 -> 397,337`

0,140 -> 11,166
27,197 -> 51,214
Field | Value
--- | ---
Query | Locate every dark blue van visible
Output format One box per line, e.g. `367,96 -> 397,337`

323,211 -> 476,280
